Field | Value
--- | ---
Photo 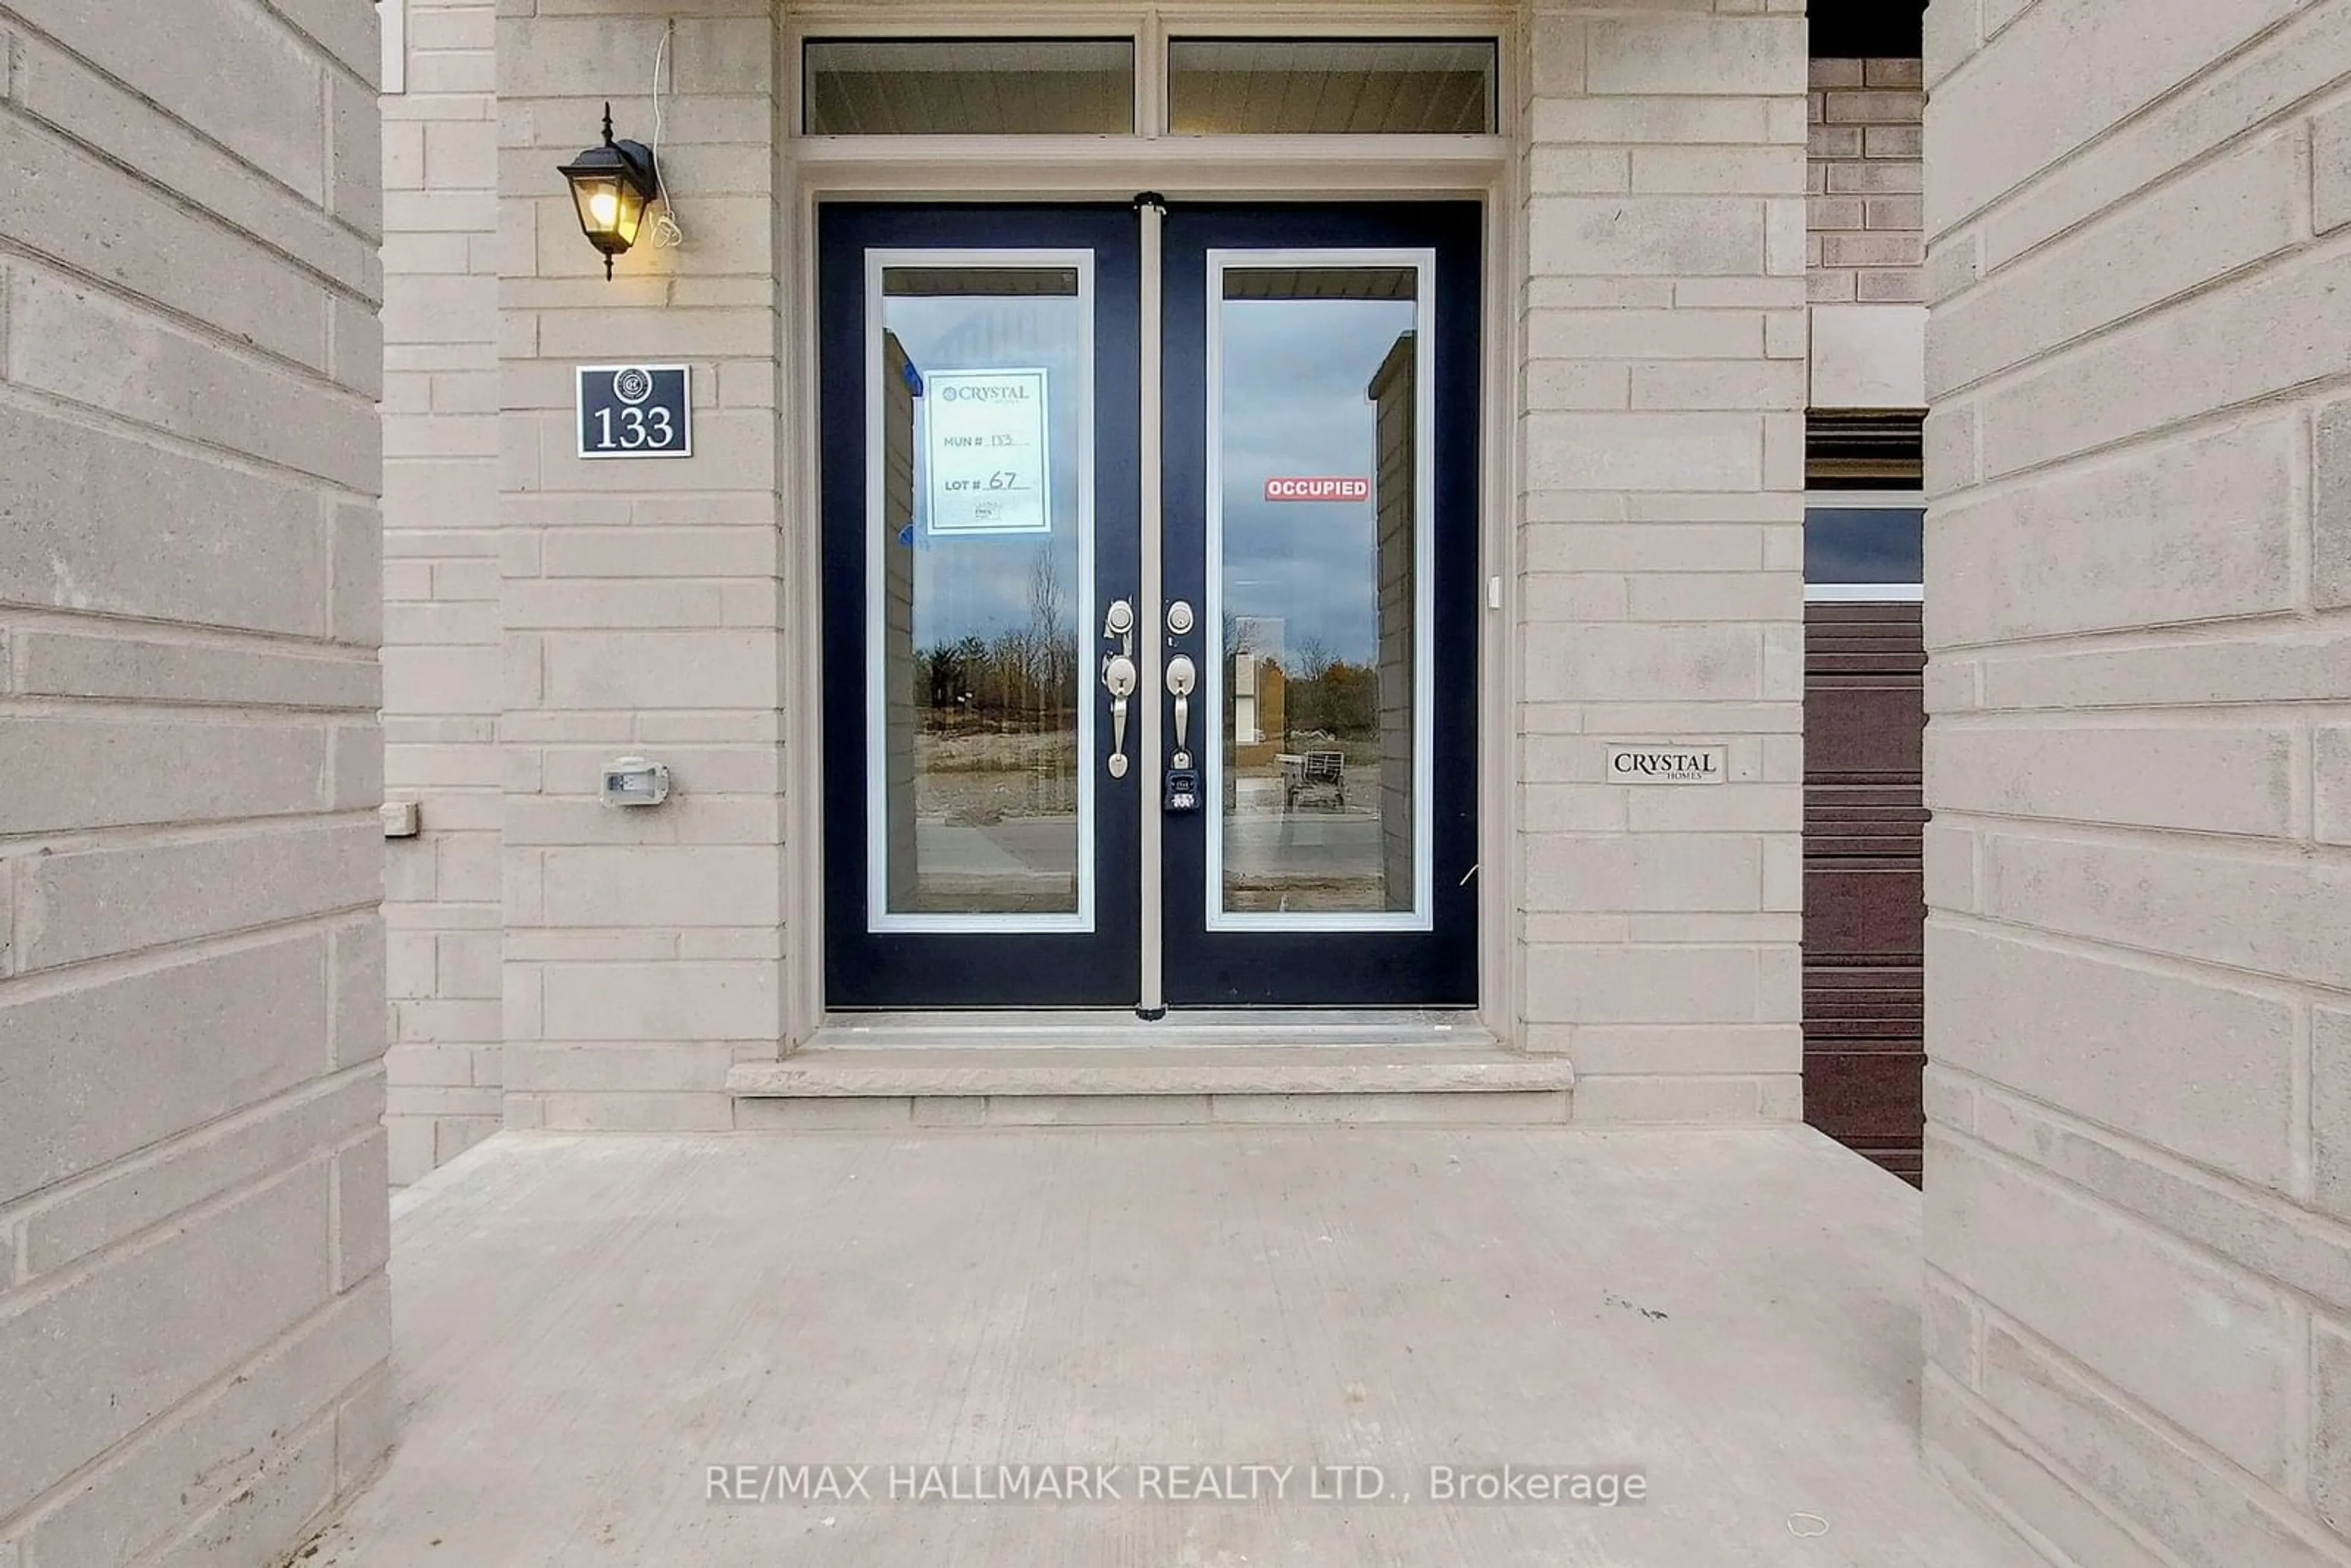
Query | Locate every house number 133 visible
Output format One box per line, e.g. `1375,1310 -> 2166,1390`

592,404 -> 676,451
575,364 -> 694,461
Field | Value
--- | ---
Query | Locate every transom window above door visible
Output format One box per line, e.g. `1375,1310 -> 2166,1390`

799,33 -> 1502,137
804,40 -> 1138,135
1168,40 -> 1496,135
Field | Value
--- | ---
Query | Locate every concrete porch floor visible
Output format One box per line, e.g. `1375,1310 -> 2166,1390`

312,1127 -> 2034,1567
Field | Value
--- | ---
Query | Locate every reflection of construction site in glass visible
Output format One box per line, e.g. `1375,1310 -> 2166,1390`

904,544 -> 1084,914
874,266 -> 1089,917
1218,268 -> 1420,916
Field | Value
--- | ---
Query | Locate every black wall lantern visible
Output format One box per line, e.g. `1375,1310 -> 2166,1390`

558,103 -> 661,280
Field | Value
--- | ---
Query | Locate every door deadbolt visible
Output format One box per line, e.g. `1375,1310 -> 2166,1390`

1166,600 -> 1196,636
1103,599 -> 1136,666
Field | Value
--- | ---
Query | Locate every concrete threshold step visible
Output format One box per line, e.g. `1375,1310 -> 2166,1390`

729,1045 -> 1572,1098
726,1038 -> 1575,1128
781,1008 -> 1499,1053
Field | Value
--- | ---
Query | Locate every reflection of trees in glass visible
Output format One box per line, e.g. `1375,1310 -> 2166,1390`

913,545 -> 1077,735
1283,636 -> 1376,750
910,546 -> 1079,823
1217,620 -> 1374,759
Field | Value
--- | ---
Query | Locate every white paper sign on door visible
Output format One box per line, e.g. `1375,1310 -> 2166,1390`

924,368 -> 1052,535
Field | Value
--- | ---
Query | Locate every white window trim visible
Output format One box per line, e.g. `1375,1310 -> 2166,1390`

1803,489 -> 1924,603
380,0 -> 407,95
785,7 -> 1515,141
776,6 -> 1520,1038
1807,583 -> 1924,603
1200,246 -> 1439,934
861,248 -> 1101,936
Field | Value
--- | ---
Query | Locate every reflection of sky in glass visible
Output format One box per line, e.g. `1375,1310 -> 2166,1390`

1220,296 -> 1417,667
1804,508 -> 1925,585
886,290 -> 1086,648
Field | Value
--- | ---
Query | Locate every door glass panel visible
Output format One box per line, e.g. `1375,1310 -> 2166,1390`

807,40 -> 1135,135
1168,39 -> 1497,135
868,259 -> 1093,929
1207,260 -> 1431,928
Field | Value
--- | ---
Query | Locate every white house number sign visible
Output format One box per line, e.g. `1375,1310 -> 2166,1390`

577,364 -> 692,459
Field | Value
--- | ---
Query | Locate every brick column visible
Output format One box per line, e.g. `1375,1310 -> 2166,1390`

1517,1 -> 1810,1123
0,1 -> 391,1559
1921,1 -> 2351,1559
382,0 -> 503,1183
496,3 -> 785,1131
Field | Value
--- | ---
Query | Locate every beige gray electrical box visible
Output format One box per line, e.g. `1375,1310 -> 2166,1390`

601,757 -> 671,807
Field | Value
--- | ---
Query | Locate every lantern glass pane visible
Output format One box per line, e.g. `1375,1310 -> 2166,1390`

570,174 -> 620,240
611,182 -> 648,249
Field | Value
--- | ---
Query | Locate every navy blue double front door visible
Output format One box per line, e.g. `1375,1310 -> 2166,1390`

819,202 -> 1480,1011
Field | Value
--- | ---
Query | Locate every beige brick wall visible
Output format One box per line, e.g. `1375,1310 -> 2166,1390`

383,0 -> 503,1185
0,1 -> 393,1559
1518,1 -> 1810,1123
1921,1 -> 2351,1561
497,3 -> 786,1133
1807,58 -> 1925,304
360,1 -> 1810,1133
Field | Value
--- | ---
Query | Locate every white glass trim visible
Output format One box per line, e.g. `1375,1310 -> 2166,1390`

1202,247 -> 1438,934
1805,583 -> 1924,602
863,247 -> 1098,935
783,13 -> 1514,143
1802,489 -> 1925,508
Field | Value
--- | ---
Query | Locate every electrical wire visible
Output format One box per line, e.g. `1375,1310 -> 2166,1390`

649,21 -> 685,250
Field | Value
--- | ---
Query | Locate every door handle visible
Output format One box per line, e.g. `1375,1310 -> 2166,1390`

1102,653 -> 1138,779
1165,655 -> 1197,768
1100,599 -> 1138,779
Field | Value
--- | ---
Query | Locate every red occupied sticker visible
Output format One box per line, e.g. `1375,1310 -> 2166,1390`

1264,476 -> 1371,503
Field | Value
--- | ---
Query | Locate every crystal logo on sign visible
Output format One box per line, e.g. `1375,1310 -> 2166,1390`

1606,746 -> 1727,785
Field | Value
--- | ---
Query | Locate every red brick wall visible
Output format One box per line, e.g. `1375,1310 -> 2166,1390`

1807,59 -> 1925,304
